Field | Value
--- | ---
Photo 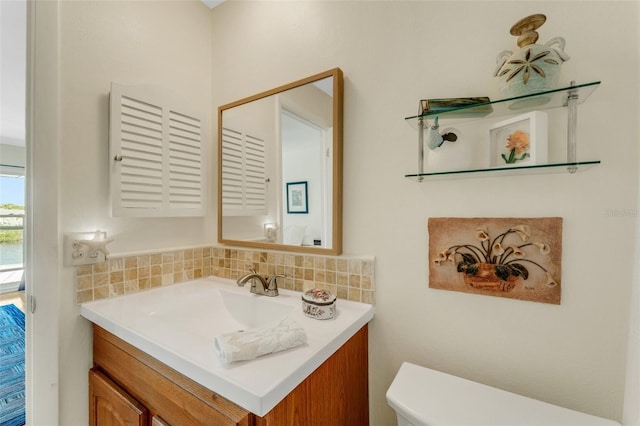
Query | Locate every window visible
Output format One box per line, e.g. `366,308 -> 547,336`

0,175 -> 25,292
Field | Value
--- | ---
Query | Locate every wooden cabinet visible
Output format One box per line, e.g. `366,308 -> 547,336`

89,369 -> 148,426
91,326 -> 251,426
256,324 -> 369,426
91,324 -> 369,426
109,83 -> 205,218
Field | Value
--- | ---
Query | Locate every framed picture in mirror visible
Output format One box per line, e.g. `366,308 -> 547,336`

286,181 -> 308,214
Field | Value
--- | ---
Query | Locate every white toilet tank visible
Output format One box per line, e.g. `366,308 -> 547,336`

386,362 -> 620,426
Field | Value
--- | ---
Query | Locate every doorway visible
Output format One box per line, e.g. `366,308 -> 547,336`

280,110 -> 330,248
1,0 -> 27,424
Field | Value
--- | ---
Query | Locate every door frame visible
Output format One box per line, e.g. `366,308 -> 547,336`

25,0 -> 60,423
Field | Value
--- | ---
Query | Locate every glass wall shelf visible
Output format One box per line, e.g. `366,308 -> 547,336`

405,81 -> 600,127
405,81 -> 601,180
405,161 -> 601,182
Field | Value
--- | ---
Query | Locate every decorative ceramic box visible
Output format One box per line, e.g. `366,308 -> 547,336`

301,288 -> 336,320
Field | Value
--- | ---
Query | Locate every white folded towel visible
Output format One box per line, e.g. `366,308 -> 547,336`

214,317 -> 307,364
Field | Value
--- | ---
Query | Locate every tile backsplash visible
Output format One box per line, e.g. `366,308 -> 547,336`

75,246 -> 375,305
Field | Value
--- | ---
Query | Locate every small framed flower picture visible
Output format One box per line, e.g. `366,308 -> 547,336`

489,111 -> 548,168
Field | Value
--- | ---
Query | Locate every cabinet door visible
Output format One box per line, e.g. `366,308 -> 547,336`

109,83 -> 204,218
89,369 -> 148,426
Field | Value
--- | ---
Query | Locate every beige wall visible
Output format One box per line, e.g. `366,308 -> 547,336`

55,1 -> 214,424
211,1 -> 638,424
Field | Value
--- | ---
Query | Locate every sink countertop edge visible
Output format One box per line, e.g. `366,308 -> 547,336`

257,308 -> 374,415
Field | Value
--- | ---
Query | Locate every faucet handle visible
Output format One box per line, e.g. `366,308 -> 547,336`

271,272 -> 288,280
267,273 -> 288,288
237,269 -> 261,287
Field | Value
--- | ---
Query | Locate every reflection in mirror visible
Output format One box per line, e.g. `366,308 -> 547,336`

218,68 -> 343,255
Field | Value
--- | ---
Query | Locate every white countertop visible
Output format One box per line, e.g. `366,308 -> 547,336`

80,276 -> 374,416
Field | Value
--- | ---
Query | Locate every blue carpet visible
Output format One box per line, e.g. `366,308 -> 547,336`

0,304 -> 25,426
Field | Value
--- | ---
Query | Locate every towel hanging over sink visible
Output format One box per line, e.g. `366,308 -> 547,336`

214,317 -> 307,364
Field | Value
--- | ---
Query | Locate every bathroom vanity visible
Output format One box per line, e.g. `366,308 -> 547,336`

82,277 -> 374,425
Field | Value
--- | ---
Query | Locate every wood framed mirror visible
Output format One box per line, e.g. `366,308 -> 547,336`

218,68 -> 343,255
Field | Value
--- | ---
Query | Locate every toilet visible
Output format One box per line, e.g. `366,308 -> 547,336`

386,362 -> 621,426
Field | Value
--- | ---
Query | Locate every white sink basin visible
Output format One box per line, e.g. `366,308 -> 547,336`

131,285 -> 296,338
219,289 -> 295,329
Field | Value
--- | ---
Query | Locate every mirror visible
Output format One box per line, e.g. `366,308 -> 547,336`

218,68 -> 343,255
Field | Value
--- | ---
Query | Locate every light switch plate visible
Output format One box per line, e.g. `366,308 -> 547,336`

63,231 -> 109,267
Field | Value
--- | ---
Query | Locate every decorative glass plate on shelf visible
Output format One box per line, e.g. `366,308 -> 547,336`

405,81 -> 601,127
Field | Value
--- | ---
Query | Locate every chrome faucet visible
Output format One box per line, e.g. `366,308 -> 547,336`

236,269 -> 287,297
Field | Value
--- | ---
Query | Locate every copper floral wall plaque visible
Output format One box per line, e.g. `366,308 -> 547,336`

428,217 -> 562,304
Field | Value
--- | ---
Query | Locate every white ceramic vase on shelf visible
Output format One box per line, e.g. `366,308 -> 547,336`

494,14 -> 570,99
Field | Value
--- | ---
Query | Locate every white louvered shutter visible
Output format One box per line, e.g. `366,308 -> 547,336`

110,83 -> 205,217
221,127 -> 266,216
